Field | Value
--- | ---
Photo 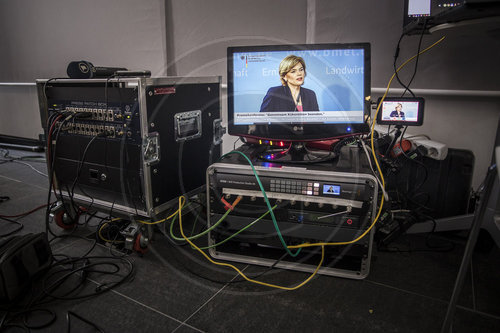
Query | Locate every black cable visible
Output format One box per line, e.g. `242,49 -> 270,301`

162,233 -> 292,285
66,311 -> 106,333
401,18 -> 428,97
48,235 -> 98,260
0,216 -> 24,237
45,116 -> 71,239
39,256 -> 134,301
69,135 -> 98,205
22,308 -> 57,330
397,126 -> 429,198
393,33 -> 416,97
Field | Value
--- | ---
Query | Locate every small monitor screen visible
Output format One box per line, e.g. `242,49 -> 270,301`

407,0 -> 431,17
376,97 -> 425,126
323,184 -> 341,195
227,43 -> 371,141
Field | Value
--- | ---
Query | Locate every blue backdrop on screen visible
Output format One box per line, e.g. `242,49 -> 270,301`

232,49 -> 365,114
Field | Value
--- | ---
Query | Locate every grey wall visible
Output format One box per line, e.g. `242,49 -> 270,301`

0,0 -> 167,81
313,0 -> 500,188
0,0 -> 166,138
164,0 -> 309,154
165,0 -> 307,78
315,0 -> 500,90
0,0 -> 498,188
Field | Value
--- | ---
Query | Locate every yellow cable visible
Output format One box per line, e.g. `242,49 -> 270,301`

137,196 -> 187,225
288,36 -> 446,249
98,219 -> 125,243
177,196 -> 325,291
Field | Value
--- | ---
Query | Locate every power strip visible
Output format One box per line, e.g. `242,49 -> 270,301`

411,138 -> 448,160
372,129 -> 448,160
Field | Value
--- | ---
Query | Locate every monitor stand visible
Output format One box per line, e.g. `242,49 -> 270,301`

288,142 -> 307,161
259,141 -> 332,163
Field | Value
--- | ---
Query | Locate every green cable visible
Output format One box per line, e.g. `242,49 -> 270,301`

199,205 -> 277,250
169,208 -> 231,241
219,150 -> 301,257
190,211 -> 199,237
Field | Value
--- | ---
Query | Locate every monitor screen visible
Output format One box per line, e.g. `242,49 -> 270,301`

376,97 -> 425,126
403,0 -> 463,30
227,43 -> 371,141
407,0 -> 431,18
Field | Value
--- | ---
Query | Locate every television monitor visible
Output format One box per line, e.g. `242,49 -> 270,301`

227,43 -> 371,142
376,97 -> 425,126
403,0 -> 464,34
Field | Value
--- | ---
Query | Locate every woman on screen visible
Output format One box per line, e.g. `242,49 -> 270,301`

259,55 -> 319,112
389,103 -> 405,119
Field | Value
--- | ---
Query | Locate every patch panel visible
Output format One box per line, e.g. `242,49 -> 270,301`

59,121 -> 122,138
62,105 -> 118,122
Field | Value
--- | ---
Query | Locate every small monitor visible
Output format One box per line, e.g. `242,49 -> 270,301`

403,0 -> 464,30
376,97 -> 425,126
227,43 -> 371,141
323,184 -> 341,195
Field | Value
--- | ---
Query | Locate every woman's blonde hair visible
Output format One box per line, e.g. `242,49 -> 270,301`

279,55 -> 306,86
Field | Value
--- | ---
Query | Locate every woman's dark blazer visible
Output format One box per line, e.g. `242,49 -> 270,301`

259,86 -> 319,112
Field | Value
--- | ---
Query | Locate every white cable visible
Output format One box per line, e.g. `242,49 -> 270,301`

358,138 -> 389,201
12,160 -> 48,178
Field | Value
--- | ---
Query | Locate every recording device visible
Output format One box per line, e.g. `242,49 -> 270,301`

376,97 -> 425,126
206,152 -> 378,278
66,60 -> 128,79
227,43 -> 371,142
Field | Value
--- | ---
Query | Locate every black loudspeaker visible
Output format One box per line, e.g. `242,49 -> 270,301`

66,60 -> 127,79
0,233 -> 52,303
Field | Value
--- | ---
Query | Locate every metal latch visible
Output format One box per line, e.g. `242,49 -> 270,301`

213,119 -> 225,145
143,132 -> 160,166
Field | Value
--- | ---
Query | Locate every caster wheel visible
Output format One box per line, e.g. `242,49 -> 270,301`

54,210 -> 79,229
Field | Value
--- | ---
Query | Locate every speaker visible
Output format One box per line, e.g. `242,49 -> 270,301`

66,60 -> 127,79
0,233 -> 52,303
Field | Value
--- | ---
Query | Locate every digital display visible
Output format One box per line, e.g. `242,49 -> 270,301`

380,100 -> 420,123
376,97 -> 425,126
323,184 -> 341,195
227,43 -> 371,141
407,0 -> 431,17
231,48 -> 366,125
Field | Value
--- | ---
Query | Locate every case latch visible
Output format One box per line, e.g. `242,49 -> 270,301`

143,132 -> 160,166
213,119 -> 225,145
